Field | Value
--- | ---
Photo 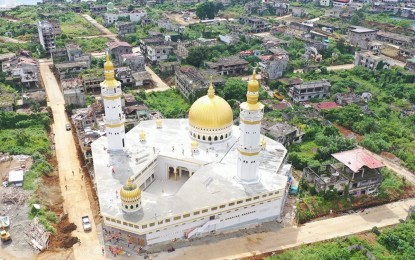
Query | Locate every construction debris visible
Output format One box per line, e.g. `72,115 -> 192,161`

24,218 -> 50,252
1,187 -> 31,206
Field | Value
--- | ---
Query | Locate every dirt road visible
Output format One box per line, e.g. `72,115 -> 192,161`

80,14 -> 118,42
145,65 -> 170,92
38,60 -> 104,260
160,198 -> 415,260
327,63 -> 355,71
0,36 -> 27,43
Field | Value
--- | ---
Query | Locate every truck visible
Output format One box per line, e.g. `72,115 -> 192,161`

273,92 -> 285,101
81,216 -> 91,231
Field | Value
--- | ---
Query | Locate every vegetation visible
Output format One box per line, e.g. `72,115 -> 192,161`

28,195 -> 58,233
195,1 -> 223,20
59,13 -> 100,36
134,89 -> 190,118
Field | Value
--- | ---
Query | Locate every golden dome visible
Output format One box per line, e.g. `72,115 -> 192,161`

188,83 -> 233,129
120,178 -> 141,200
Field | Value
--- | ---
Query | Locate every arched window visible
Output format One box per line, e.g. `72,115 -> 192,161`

198,134 -> 200,139
130,205 -> 133,209
214,136 -> 218,141
202,136 -> 206,141
208,136 -> 212,141
125,205 -> 128,209
220,135 -> 223,140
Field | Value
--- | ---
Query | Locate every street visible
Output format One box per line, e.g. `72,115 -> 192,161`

37,60 -> 103,260
160,198 -> 415,260
80,14 -> 118,42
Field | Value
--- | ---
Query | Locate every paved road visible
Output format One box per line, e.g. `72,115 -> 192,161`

80,14 -> 118,42
37,60 -> 104,260
160,198 -> 415,260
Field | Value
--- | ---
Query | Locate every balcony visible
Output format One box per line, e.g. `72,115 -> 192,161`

104,115 -> 125,125
101,87 -> 121,97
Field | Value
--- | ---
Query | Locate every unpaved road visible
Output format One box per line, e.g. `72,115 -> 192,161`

160,198 -> 415,260
145,64 -> 170,92
327,63 -> 355,71
38,60 -> 104,260
0,36 -> 27,43
80,14 -> 118,42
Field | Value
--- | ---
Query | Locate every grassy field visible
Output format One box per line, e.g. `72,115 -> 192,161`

60,13 -> 101,36
72,37 -> 110,53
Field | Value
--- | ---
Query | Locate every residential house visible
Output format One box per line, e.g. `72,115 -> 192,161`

90,5 -> 107,15
115,67 -> 134,85
354,51 -> 396,70
218,34 -> 240,45
405,57 -> 415,71
278,77 -> 303,88
146,45 -> 173,63
313,101 -> 341,111
335,92 -> 362,106
139,37 -> 165,59
376,31 -> 415,48
157,18 -> 184,33
103,9 -> 147,26
304,148 -> 384,196
61,77 -> 85,106
121,53 -> 145,71
115,22 -> 135,36
107,41 -> 133,64
320,0 -> 330,7
291,7 -> 305,17
239,17 -> 271,33
332,0 -> 350,8
20,91 -> 47,108
38,20 -> 61,54
125,104 -> 150,120
82,74 -> 104,93
2,56 -> 39,89
55,62 -> 89,80
131,71 -> 153,88
259,50 -> 289,81
262,121 -> 302,146
159,61 -> 179,74
348,26 -> 378,50
175,66 -> 224,101
288,80 -> 331,103
205,56 -> 249,76
271,2 -> 290,17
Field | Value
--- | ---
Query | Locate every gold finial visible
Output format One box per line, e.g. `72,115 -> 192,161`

127,177 -> 133,188
207,76 -> 215,97
106,51 -> 110,62
252,69 -> 257,80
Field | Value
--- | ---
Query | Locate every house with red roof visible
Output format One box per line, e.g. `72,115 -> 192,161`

303,148 -> 385,197
313,101 -> 340,111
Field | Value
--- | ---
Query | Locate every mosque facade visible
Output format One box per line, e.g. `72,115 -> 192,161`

92,55 -> 292,246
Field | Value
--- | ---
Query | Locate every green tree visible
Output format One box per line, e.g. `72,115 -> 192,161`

185,46 -> 209,67
222,79 -> 247,102
196,1 -> 216,20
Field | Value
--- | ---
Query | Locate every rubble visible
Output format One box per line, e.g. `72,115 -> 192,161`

24,217 -> 51,252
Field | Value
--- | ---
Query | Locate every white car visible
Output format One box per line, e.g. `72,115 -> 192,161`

81,216 -> 91,231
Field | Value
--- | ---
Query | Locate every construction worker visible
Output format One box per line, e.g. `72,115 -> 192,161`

65,185 -> 67,190
72,171 -> 74,176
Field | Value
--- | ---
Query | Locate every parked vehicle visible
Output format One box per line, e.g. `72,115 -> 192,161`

65,123 -> 71,131
81,216 -> 91,231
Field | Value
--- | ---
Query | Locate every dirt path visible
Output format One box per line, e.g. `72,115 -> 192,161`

80,14 -> 118,42
0,36 -> 27,44
145,65 -> 170,92
160,198 -> 415,260
38,60 -> 104,260
327,63 -> 355,71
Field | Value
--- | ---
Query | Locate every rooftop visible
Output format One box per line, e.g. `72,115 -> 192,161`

349,26 -> 377,33
314,101 -> 340,111
205,56 -> 249,68
332,148 -> 384,173
92,119 -> 289,224
107,41 -> 132,49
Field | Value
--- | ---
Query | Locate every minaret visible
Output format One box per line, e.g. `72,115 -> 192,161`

237,70 -> 264,184
101,53 -> 125,151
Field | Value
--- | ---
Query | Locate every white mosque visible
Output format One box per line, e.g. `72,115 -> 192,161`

91,55 -> 292,246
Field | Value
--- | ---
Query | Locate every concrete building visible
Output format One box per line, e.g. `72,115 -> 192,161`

376,31 -> 415,48
288,80 -> 331,103
107,41 -> 133,64
61,77 -> 85,107
354,51 -> 396,70
259,48 -> 289,81
205,56 -> 249,76
121,53 -> 145,71
91,69 -> 292,246
104,9 -> 147,26
320,0 -> 331,7
262,121 -> 302,146
146,45 -> 173,63
332,0 -> 351,8
115,22 -> 135,36
348,26 -> 378,50
38,20 -> 61,54
2,56 -> 39,89
239,17 -> 271,33
304,148 -> 384,196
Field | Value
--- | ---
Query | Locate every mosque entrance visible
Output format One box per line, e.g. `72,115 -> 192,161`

179,167 -> 190,178
168,166 -> 175,180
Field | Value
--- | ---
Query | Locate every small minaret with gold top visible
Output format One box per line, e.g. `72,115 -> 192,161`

101,53 -> 125,151
237,70 -> 264,184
